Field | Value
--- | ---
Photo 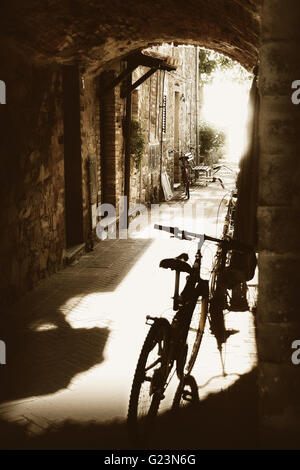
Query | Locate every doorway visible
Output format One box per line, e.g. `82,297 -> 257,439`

62,65 -> 84,248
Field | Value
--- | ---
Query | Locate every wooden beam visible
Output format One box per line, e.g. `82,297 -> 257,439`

100,63 -> 137,95
121,68 -> 157,98
100,52 -> 176,97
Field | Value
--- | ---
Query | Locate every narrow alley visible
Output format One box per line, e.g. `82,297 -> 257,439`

1,0 -> 300,451
0,165 -> 258,449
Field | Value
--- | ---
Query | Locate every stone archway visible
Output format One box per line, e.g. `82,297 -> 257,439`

1,1 -> 260,71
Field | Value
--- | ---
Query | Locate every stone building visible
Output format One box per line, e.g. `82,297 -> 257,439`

129,44 -> 200,205
98,43 -> 199,221
0,0 -> 299,448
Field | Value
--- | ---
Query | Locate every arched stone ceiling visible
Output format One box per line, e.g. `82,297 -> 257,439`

1,0 -> 261,71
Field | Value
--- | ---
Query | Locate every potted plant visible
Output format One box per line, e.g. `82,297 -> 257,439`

198,120 -> 225,165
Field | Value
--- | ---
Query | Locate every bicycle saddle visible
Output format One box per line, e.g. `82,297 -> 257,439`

159,254 -> 192,273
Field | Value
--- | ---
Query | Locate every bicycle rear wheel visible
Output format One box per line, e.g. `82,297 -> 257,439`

127,318 -> 170,444
209,258 -> 227,347
184,296 -> 208,375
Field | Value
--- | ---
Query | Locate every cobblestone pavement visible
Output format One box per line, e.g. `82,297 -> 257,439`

0,163 -> 258,448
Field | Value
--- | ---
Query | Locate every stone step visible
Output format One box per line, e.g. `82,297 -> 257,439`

64,243 -> 86,265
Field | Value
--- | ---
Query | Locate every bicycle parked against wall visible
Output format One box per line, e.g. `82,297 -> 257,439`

208,189 -> 238,351
172,189 -> 257,407
170,147 -> 227,199
180,156 -> 191,199
127,219 -> 252,444
169,147 -> 194,198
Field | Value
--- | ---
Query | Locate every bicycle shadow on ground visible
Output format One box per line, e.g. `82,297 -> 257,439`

0,368 -> 260,450
0,239 -> 152,404
0,324 -> 109,403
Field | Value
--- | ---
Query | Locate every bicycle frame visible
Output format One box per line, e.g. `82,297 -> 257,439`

146,229 -> 210,385
153,223 -> 251,355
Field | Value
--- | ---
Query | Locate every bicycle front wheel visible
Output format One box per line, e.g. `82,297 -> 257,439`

172,375 -> 199,410
127,318 -> 170,444
184,296 -> 208,375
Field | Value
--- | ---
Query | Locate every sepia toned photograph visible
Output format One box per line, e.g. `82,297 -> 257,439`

0,0 -> 299,453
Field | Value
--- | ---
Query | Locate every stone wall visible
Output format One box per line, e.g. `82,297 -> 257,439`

0,42 -> 102,309
0,39 -> 66,309
80,73 -> 101,240
257,0 -> 300,448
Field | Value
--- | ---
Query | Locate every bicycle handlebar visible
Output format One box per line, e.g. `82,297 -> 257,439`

154,224 -> 253,252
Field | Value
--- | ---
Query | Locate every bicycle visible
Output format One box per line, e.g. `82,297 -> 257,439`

169,147 -> 193,197
127,223 -> 251,443
171,190 -> 240,408
208,187 -> 259,372
181,165 -> 191,199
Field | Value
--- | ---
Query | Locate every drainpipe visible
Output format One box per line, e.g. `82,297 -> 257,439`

86,157 -> 94,251
195,46 -> 199,164
124,72 -> 132,228
159,70 -> 166,199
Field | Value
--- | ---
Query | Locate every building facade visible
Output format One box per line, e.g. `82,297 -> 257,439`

129,44 -> 200,205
